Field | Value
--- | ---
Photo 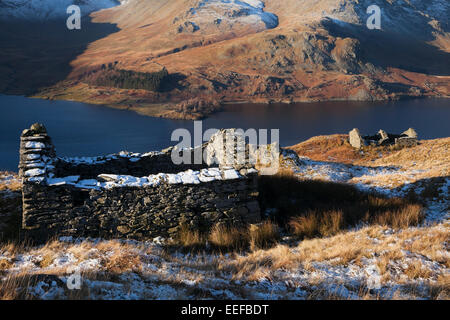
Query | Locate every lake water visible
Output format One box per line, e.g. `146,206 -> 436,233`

1,94 -> 449,171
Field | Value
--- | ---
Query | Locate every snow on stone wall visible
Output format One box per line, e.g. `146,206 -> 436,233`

19,124 -> 261,242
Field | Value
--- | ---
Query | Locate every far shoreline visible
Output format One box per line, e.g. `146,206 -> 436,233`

22,90 -> 450,121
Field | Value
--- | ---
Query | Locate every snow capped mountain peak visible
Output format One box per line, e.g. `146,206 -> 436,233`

0,0 -> 121,20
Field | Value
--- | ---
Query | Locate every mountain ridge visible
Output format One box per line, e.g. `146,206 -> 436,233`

1,0 -> 450,119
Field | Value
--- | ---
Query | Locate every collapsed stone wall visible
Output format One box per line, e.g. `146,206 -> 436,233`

349,128 -> 418,149
19,124 -> 262,242
54,149 -> 208,179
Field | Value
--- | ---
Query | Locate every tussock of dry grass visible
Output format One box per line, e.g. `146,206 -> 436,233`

290,210 -> 344,239
404,260 -> 434,280
175,221 -> 280,252
103,250 -> 143,274
208,224 -> 246,251
371,204 -> 424,229
175,224 -> 206,251
0,273 -> 37,300
0,257 -> 13,271
249,221 -> 279,251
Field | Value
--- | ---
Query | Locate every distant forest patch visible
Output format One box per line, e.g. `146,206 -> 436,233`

84,63 -> 169,92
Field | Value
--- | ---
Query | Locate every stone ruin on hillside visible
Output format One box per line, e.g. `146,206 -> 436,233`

349,128 -> 418,149
18,124 -> 279,242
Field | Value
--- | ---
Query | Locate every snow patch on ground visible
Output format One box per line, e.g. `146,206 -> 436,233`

2,230 -> 447,300
185,0 -> 278,30
281,150 -> 449,223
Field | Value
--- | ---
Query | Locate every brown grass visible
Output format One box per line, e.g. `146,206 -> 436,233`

208,224 -> 246,251
289,214 -> 319,239
0,222 -> 447,300
371,204 -> 424,229
290,135 -> 450,172
175,224 -> 207,251
0,273 -> 34,299
38,253 -> 56,268
288,134 -> 386,164
368,138 -> 450,169
248,221 -> 280,251
258,173 -> 425,239
290,136 -> 450,192
0,270 -> 116,300
174,221 -> 280,252
0,271 -> 69,300
221,224 -> 448,289
0,257 -> 13,271
103,250 -> 142,274
404,260 -> 434,280
0,172 -> 21,192
289,210 -> 343,239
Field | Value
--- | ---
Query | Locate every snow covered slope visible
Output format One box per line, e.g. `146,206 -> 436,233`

170,0 -> 278,35
2,0 -> 449,104
321,0 -> 450,39
0,0 -> 121,20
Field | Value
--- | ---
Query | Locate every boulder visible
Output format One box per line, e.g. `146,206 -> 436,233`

30,123 -> 47,134
349,128 -> 365,149
402,128 -> 418,139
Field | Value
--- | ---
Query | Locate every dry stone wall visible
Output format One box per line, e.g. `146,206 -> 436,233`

349,128 -> 419,149
19,124 -> 261,242
54,148 -> 209,179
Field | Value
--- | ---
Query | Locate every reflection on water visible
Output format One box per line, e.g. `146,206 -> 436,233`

0,94 -> 449,171
207,99 -> 450,147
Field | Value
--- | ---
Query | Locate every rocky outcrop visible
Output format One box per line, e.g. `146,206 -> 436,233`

349,128 -> 419,149
19,124 -> 264,242
349,128 -> 365,150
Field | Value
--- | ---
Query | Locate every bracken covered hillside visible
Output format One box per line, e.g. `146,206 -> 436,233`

32,0 -> 450,118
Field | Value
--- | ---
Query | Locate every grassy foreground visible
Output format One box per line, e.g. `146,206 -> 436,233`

0,136 -> 448,300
